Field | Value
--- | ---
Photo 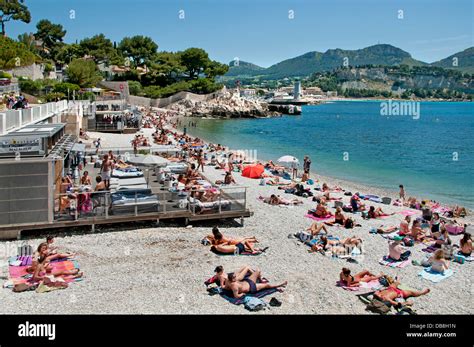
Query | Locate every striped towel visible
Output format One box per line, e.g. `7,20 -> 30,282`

379,256 -> 410,268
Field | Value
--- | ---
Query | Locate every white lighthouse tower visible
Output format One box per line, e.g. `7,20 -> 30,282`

293,81 -> 302,101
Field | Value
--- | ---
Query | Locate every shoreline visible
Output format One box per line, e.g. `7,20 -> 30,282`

180,119 -> 473,212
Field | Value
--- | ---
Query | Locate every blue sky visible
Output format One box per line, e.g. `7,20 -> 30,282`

5,0 -> 473,67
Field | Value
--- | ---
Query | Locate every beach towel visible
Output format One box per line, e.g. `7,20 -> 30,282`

336,279 -> 382,292
422,245 -> 439,253
5,259 -> 82,288
380,231 -> 400,240
205,275 -> 280,305
399,210 -> 420,216
218,288 -> 279,305
210,248 -> 262,256
419,268 -> 454,283
8,255 -> 32,266
305,213 -> 333,221
379,256 -> 410,268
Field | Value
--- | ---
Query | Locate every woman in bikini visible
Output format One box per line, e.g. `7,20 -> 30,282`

314,200 -> 332,217
325,207 -> 346,226
209,228 -> 266,255
374,279 -> 430,307
409,220 -> 425,241
399,216 -> 411,235
339,268 -> 383,287
32,256 -> 82,287
459,233 -> 472,257
307,222 -> 329,236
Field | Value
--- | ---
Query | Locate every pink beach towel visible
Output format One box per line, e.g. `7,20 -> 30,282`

399,210 -> 420,216
379,257 -> 410,268
305,214 -> 333,221
336,279 -> 381,292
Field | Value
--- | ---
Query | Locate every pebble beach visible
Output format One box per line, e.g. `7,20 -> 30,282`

1,128 -> 472,315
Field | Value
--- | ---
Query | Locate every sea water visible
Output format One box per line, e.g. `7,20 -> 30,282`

182,101 -> 474,208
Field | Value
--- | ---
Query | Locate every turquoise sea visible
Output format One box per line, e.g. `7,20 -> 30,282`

182,101 -> 474,208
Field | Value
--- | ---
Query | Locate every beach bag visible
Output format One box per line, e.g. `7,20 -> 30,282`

201,238 -> 211,246
297,231 -> 312,243
18,243 -> 32,257
382,197 -> 391,205
342,206 -> 352,213
403,237 -> 414,247
344,191 -> 352,196
445,224 -> 464,235
307,179 -> 314,185
334,201 -> 344,209
244,296 -> 266,311
366,298 -> 391,314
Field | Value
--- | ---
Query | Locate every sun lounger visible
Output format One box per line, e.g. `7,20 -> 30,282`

112,169 -> 144,178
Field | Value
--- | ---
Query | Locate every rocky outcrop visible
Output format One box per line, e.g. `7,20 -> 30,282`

167,91 -> 279,118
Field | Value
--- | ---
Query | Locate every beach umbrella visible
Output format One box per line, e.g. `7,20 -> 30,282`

242,164 -> 264,179
277,155 -> 299,165
127,154 -> 170,167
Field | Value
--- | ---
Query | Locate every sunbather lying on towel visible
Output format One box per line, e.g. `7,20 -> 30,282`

375,225 -> 399,234
213,265 -> 255,287
208,227 -> 266,254
225,269 -> 287,299
262,194 -> 303,206
311,236 -> 362,255
339,268 -> 383,287
374,279 -> 430,308
207,226 -> 259,246
367,206 -> 394,219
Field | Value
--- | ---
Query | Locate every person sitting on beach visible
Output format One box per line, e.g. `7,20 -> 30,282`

427,249 -> 450,274
314,200 -> 332,217
430,212 -> 442,234
409,220 -> 425,241
399,216 -> 411,235
453,206 -> 467,218
388,236 -> 411,261
374,278 -> 430,308
339,268 -> 383,287
80,171 -> 92,186
225,270 -> 287,298
32,255 -> 82,286
307,222 -> 328,236
223,171 -> 236,185
325,207 -> 346,226
432,225 -> 451,248
459,233 -> 472,257
350,193 -> 365,212
94,176 -> 106,192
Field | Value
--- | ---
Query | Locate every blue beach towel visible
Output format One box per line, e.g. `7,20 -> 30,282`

419,267 -> 454,283
219,288 -> 279,305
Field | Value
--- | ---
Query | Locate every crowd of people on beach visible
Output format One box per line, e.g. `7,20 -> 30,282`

4,105 -> 471,314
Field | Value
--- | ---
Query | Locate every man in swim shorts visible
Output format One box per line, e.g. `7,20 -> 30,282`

100,154 -> 113,190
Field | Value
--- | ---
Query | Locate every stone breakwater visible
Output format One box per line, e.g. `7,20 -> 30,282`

167,94 -> 280,118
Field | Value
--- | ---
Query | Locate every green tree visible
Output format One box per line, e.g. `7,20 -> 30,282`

65,59 -> 102,87
53,82 -> 80,94
180,48 -> 209,79
80,34 -> 119,65
0,0 -> 30,36
17,32 -> 36,52
204,60 -> 229,79
54,43 -> 83,65
127,80 -> 142,95
35,19 -> 66,58
118,35 -> 157,68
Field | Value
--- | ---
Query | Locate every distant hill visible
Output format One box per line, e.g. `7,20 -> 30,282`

225,44 -> 473,81
430,47 -> 474,74
224,60 -> 265,77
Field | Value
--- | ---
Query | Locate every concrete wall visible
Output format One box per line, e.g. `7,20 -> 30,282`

0,160 -> 52,226
100,81 -> 219,108
5,63 -> 45,81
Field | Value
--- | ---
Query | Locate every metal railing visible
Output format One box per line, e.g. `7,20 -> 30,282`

53,185 -> 248,222
0,100 -> 68,135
